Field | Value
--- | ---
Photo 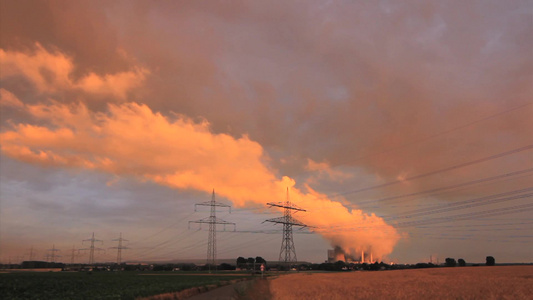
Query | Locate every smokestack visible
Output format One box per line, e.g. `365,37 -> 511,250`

371,252 -> 373,263
361,250 -> 365,263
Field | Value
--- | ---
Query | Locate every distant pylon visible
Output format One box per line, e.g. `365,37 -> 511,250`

27,247 -> 35,261
69,245 -> 80,265
265,188 -> 309,268
81,232 -> 104,265
46,245 -> 61,263
110,233 -> 129,265
26,247 -> 36,269
189,189 -> 235,272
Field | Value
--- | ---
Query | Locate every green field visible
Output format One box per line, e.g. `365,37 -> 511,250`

0,271 -> 251,299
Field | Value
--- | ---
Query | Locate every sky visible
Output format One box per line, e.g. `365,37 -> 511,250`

0,0 -> 532,265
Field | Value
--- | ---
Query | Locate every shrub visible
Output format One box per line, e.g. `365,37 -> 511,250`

486,256 -> 495,266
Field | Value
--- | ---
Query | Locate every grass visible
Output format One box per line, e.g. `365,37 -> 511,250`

0,271 -> 251,299
269,265 -> 533,300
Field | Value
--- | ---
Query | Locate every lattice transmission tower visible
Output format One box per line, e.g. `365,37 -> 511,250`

69,245 -> 79,265
46,244 -> 61,263
265,188 -> 309,268
110,232 -> 129,265
80,232 -> 104,265
189,189 -> 235,271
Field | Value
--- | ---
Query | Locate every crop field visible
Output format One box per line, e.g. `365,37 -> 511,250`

269,266 -> 533,300
0,271 -> 251,299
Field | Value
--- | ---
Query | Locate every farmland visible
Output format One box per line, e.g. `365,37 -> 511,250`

269,265 -> 533,300
0,271 -> 251,299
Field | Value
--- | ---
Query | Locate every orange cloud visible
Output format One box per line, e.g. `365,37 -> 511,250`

0,101 -> 400,259
306,158 -> 354,182
0,43 -> 148,99
0,88 -> 25,108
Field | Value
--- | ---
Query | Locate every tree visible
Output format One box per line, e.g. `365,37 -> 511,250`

486,256 -> 495,266
255,256 -> 266,265
236,257 -> 246,269
247,257 -> 255,270
334,260 -> 346,271
445,258 -> 457,267
458,259 -> 466,266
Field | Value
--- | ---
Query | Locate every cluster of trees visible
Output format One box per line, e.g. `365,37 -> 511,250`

19,261 -> 65,269
444,256 -> 495,267
236,256 -> 267,270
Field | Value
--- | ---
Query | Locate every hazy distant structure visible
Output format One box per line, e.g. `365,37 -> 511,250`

328,247 -> 346,263
110,233 -> 129,265
327,246 -> 362,263
80,232 -> 104,265
28,247 -> 35,261
189,189 -> 235,271
46,244 -> 60,263
265,188 -> 309,268
69,245 -> 78,264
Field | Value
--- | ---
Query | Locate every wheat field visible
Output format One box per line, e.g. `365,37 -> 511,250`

269,266 -> 532,299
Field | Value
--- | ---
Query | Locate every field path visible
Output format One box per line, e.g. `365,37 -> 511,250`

186,278 -> 271,300
185,281 -> 244,300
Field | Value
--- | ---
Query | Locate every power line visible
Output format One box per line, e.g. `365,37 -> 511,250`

382,187 -> 533,221
392,202 -> 533,228
320,193 -> 533,232
331,144 -> 533,199
127,211 -> 196,247
356,168 -> 533,208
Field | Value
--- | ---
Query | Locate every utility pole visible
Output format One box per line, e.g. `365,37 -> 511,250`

109,233 -> 129,265
189,189 -> 235,273
81,232 -> 104,265
265,188 -> 309,270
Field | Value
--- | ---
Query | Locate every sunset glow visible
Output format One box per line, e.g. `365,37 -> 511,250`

1,0 -> 531,266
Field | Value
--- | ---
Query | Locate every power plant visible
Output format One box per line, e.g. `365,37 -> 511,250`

327,246 -> 375,263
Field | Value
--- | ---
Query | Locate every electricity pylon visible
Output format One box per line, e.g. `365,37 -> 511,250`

46,245 -> 61,263
189,189 -> 235,272
26,247 -> 35,269
28,247 -> 35,261
265,188 -> 309,269
69,245 -> 80,265
109,233 -> 129,265
81,232 -> 104,265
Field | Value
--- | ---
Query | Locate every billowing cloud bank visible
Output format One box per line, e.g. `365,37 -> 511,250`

0,99 -> 399,259
0,43 -> 399,260
0,41 -> 401,257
